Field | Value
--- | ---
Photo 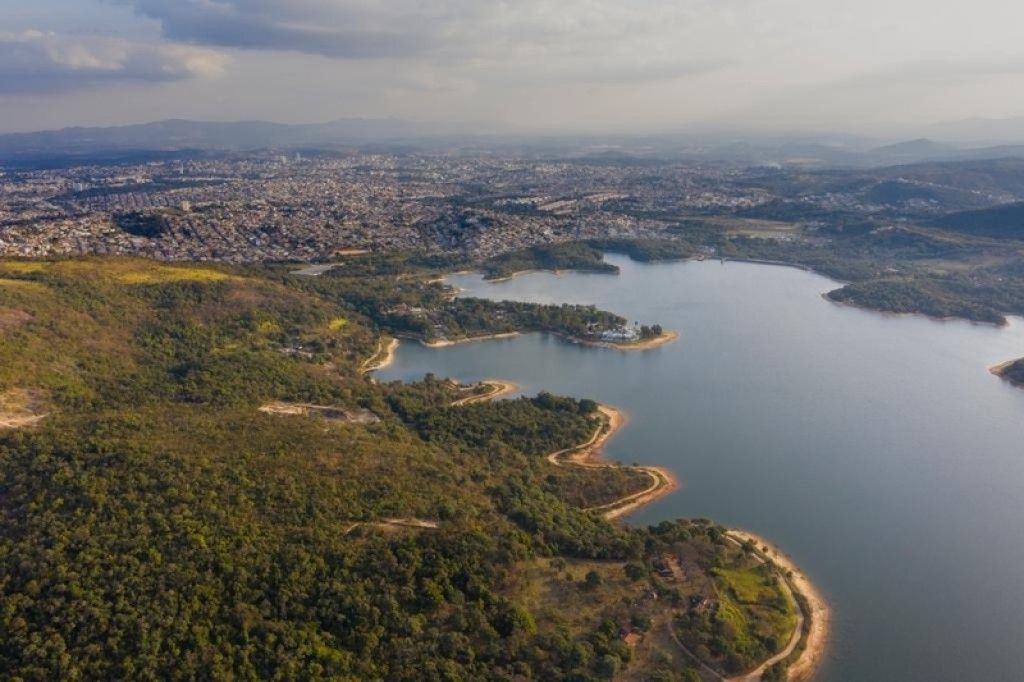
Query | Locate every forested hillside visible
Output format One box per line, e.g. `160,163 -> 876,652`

0,258 -> 795,680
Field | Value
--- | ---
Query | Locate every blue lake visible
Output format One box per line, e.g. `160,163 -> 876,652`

375,255 -> 1024,681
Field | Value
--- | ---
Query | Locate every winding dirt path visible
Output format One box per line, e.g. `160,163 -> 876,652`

342,518 -> 440,535
720,535 -> 804,681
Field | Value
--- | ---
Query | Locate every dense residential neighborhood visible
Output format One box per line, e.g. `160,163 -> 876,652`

0,151 -> 912,262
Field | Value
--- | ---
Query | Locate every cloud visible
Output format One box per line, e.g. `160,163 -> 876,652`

0,30 -> 227,94
116,0 -> 460,59
115,1 -> 723,79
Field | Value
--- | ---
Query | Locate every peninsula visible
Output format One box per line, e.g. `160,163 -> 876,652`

991,357 -> 1024,388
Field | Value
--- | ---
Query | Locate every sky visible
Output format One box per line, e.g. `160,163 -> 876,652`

2,0 -> 1024,135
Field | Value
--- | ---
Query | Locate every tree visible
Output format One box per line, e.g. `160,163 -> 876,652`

595,653 -> 621,679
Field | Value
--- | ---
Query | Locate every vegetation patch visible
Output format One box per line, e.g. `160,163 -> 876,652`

117,264 -> 235,284
672,528 -> 798,677
0,277 -> 49,292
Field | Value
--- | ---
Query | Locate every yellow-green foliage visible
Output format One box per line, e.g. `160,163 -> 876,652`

256,320 -> 281,334
0,277 -> 49,291
0,259 -> 236,285
328,317 -> 348,331
116,265 -> 235,284
715,566 -> 776,603
712,564 -> 798,658
0,261 -> 48,273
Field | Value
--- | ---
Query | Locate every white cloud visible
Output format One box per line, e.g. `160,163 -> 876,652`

0,30 -> 227,93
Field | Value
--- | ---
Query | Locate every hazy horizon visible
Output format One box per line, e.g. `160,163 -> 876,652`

4,1 -> 1024,138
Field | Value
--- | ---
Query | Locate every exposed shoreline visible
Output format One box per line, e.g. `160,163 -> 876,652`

541,404 -> 679,519
726,530 -> 831,682
483,267 -> 610,283
416,331 -> 521,348
484,269 -> 548,283
571,329 -> 679,352
414,328 -> 678,352
360,337 -> 399,374
449,379 -> 519,405
458,382 -> 826,681
990,357 -> 1022,379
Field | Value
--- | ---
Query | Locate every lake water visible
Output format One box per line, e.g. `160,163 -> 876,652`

374,255 -> 1024,681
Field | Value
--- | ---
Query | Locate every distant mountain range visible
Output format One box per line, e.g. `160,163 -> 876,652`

0,118 -> 479,164
916,116 -> 1024,145
4,118 -> 1024,169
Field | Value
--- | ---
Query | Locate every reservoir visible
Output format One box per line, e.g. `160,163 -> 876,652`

374,254 -> 1024,681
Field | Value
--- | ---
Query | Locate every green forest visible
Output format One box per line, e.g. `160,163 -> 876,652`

0,257 -> 797,680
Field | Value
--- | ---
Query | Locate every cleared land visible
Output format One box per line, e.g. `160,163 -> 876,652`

0,388 -> 47,430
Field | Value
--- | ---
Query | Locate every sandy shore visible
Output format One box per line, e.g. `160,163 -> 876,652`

361,337 -> 399,373
406,326 -> 678,353
990,357 -> 1022,377
443,380 -> 823,679
726,530 -> 831,682
484,268 -> 567,283
543,404 -> 679,519
450,379 -> 520,405
555,329 -> 680,352
606,330 -> 679,352
418,332 -> 521,348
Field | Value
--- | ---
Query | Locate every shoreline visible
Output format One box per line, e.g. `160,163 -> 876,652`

360,337 -> 399,374
484,268 -> 551,283
544,404 -> 679,519
450,383 -> 825,681
719,256 -> 813,272
449,379 -> 520,405
822,292 -> 1008,328
483,267 -> 608,283
404,328 -> 678,353
726,530 -> 831,682
416,331 -> 521,348
573,329 -> 679,352
990,357 -> 1022,377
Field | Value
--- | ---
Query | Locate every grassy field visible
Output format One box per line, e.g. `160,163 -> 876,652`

718,562 -> 797,656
